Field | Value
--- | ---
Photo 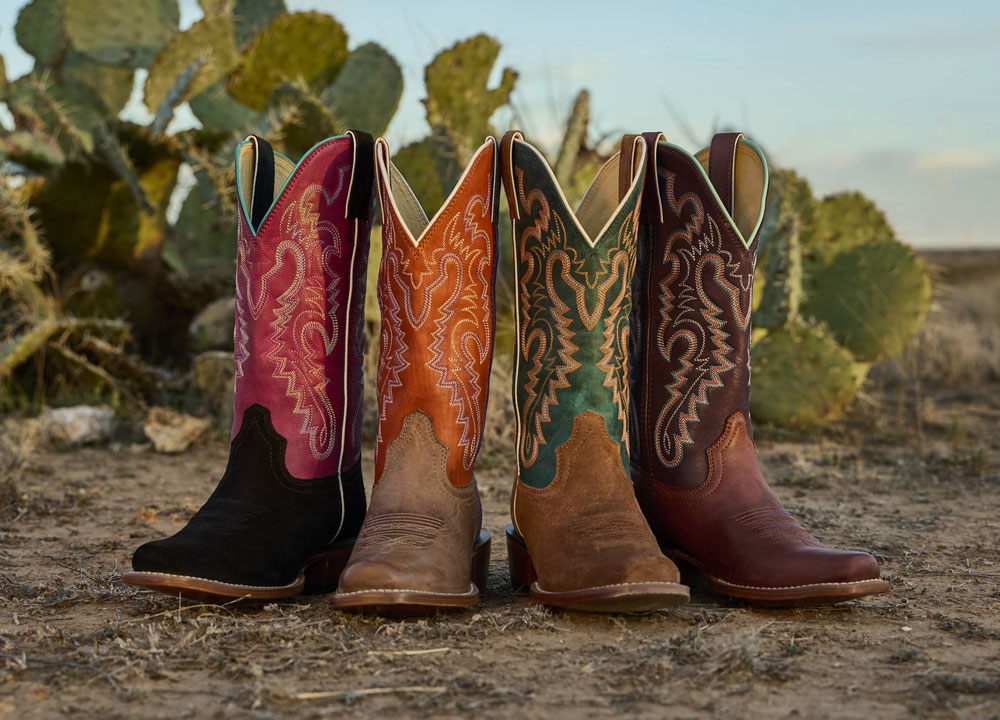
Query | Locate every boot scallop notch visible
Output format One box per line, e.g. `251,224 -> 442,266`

629,131 -> 890,605
502,131 -> 689,612
124,132 -> 376,602
331,137 -> 499,615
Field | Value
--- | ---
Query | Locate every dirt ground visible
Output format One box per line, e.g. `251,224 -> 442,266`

0,381 -> 997,720
2,252 -> 1000,719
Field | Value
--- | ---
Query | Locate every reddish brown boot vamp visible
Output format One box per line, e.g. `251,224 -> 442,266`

641,412 -> 885,603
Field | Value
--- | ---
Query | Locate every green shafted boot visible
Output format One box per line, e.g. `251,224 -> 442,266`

500,131 -> 689,612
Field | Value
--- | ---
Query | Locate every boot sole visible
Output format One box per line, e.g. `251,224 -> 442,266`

664,548 -> 891,606
121,542 -> 355,603
506,525 -> 689,612
328,530 -> 491,617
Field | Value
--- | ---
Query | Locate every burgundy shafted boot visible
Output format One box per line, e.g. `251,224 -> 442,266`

123,132 -> 376,602
628,131 -> 890,606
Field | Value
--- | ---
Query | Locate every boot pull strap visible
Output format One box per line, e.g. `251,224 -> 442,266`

640,131 -> 667,223
617,134 -> 647,202
246,134 -> 274,231
489,136 -> 501,225
346,129 -> 376,220
500,130 -> 524,220
708,131 -> 744,217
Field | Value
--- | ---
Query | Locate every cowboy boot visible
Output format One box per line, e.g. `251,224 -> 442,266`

628,131 -> 890,605
500,131 -> 689,612
330,137 -> 499,615
123,132 -> 376,602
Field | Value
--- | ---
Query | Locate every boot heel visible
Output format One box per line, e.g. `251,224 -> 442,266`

471,529 -> 492,592
505,524 -> 536,592
302,541 -> 355,593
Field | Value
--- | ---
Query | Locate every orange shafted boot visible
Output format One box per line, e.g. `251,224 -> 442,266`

331,137 -> 500,615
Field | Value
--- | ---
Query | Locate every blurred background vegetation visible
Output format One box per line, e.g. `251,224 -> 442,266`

0,0 -> 944,433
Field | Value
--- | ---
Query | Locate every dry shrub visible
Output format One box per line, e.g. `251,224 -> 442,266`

873,271 -> 1000,387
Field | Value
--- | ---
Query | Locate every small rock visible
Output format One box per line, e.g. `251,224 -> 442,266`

189,297 -> 235,352
41,406 -> 115,447
143,407 -> 211,454
194,351 -> 234,431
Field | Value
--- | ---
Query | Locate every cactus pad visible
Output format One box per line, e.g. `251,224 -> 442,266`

15,0 -> 66,67
144,17 -> 240,113
233,0 -> 288,48
424,34 -> 516,163
801,239 -> 931,362
64,0 -> 180,69
810,191 -> 897,263
226,12 -> 348,110
750,324 -> 857,427
322,42 -> 402,138
187,80 -> 263,132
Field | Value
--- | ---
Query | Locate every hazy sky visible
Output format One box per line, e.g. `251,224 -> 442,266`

2,0 -> 997,247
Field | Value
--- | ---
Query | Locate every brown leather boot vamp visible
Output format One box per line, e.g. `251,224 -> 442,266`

332,412 -> 489,615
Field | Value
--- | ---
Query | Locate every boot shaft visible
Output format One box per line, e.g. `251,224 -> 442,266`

373,137 -> 500,488
501,131 -> 647,488
629,132 -> 768,487
232,133 -> 375,480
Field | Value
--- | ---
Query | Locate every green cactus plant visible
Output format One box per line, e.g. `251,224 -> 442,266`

751,163 -> 931,426
226,11 -> 348,110
63,0 -> 180,69
232,0 -> 288,48
321,42 -> 403,137
810,191 -> 897,263
423,34 -> 517,164
750,324 -> 858,427
15,0 -> 67,67
801,240 -> 931,362
144,17 -> 240,116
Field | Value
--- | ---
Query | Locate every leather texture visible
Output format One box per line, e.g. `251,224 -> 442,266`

335,137 -> 498,599
374,137 -> 499,488
338,411 -> 481,595
513,411 -> 681,593
630,131 -> 883,594
132,404 -> 366,587
232,135 -> 372,480
505,132 -> 642,488
634,411 -> 879,589
130,134 -> 374,589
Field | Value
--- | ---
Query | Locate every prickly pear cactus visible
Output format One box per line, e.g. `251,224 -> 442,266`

15,0 -> 66,67
187,80 -> 263,132
755,169 -> 813,329
392,132 -> 462,215
750,324 -> 858,427
810,191 -> 897,263
61,52 -> 134,116
232,0 -> 287,48
64,0 -> 180,69
227,12 -> 348,110
801,239 -> 931,363
424,34 -> 516,163
322,43 -> 403,138
144,17 -> 240,114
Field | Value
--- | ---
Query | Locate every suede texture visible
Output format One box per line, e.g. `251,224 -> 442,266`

132,404 -> 366,587
512,411 -> 680,593
338,411 -> 481,595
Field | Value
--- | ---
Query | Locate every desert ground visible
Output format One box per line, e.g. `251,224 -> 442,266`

0,251 -> 998,719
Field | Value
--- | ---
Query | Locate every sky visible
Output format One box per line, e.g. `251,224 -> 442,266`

1,0 -> 998,247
